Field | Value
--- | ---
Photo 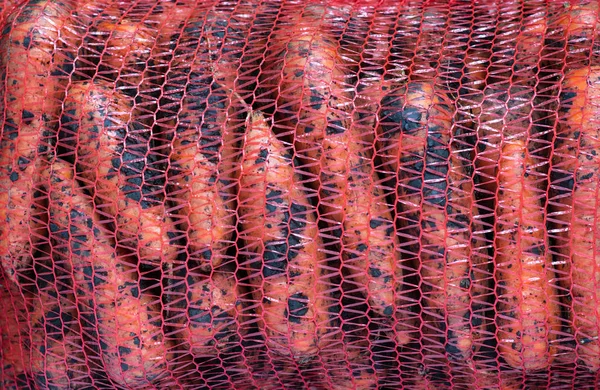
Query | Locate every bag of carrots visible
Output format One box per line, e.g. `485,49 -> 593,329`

1,0 -> 599,388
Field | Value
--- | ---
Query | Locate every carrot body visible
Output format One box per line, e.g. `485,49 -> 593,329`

463,49 -> 490,91
410,6 -> 448,82
157,7 -> 251,99
168,271 -> 253,388
168,81 -> 246,270
239,111 -> 333,359
387,5 -> 420,82
495,140 -> 559,371
202,9 -> 252,94
45,161 -> 170,387
0,0 -> 78,281
378,81 -> 491,358
513,3 -> 547,82
550,67 -> 600,371
60,80 -> 176,265
465,6 -> 546,202
265,13 -> 409,322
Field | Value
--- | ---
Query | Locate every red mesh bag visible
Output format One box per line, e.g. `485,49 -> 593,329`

1,0 -> 600,388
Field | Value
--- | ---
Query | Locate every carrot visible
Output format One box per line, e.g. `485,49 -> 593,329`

513,3 -> 547,82
262,14 -> 353,190
84,2 -> 193,97
265,13 -> 413,324
553,1 -> 600,38
465,3 -> 548,198
202,9 -> 252,95
168,81 -> 247,271
155,9 -> 250,271
495,140 -> 560,371
59,80 -> 177,265
234,2 -> 281,103
377,80 -> 491,358
344,138 -> 417,341
460,367 -> 522,390
460,5 -> 546,189
0,0 -> 79,282
252,361 -> 304,390
27,292 -> 91,388
463,49 -> 490,91
238,111 -> 334,359
452,4 -> 496,128
45,160 -> 171,387
0,282 -> 30,389
550,67 -> 600,371
157,6 -> 253,99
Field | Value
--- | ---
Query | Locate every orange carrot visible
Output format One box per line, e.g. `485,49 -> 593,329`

0,0 -> 79,282
60,80 -> 177,265
486,1 -> 547,85
550,67 -> 600,371
495,140 -> 560,371
547,0 -> 600,69
325,345 -> 380,390
168,82 -> 247,270
377,80 -> 491,358
265,10 -> 411,324
45,160 -> 171,387
352,8 -> 396,141
471,85 -> 544,197
238,111 -> 334,359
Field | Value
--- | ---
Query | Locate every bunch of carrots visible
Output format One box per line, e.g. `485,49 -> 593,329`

0,0 -> 599,388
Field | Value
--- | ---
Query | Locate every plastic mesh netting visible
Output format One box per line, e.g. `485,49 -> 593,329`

1,0 -> 600,388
